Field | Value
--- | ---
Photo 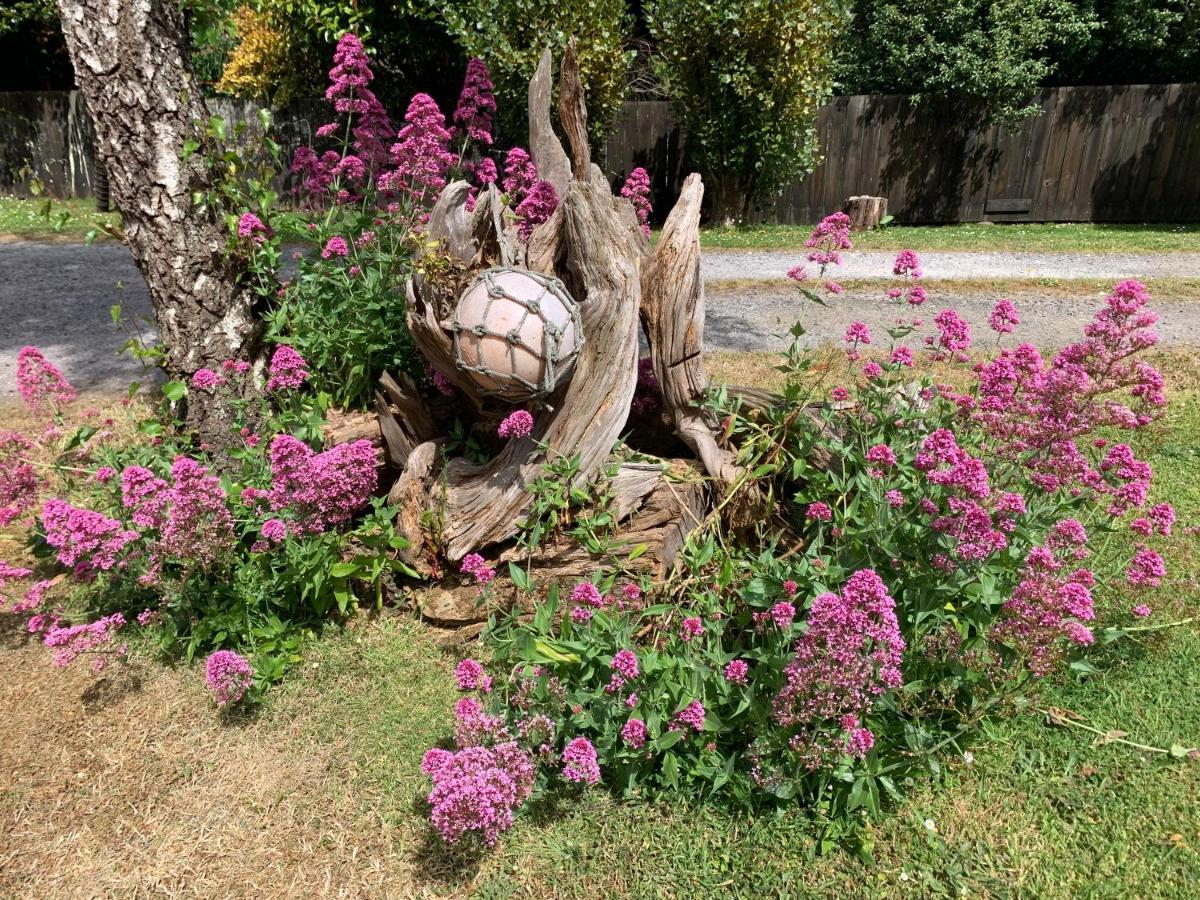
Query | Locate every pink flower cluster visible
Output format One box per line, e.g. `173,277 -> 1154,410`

502,147 -> 538,202
561,736 -> 601,784
205,649 -> 254,706
990,528 -> 1097,675
266,434 -> 377,534
804,211 -> 852,273
265,345 -> 309,392
497,409 -> 534,439
16,346 -> 75,413
157,457 -> 236,569
42,612 -> 127,670
379,93 -> 455,205
461,553 -> 497,586
456,658 -> 493,692
421,742 -> 535,846
515,180 -> 559,241
772,569 -> 904,768
0,430 -> 40,525
453,57 -> 496,146
42,499 -> 139,578
620,167 -> 653,237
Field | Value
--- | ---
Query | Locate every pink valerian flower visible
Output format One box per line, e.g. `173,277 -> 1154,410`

906,284 -> 928,306
0,431 -> 40,525
989,298 -> 1020,335
622,582 -> 643,603
830,386 -> 850,402
782,579 -> 798,596
620,167 -> 653,237
770,602 -> 796,628
890,346 -> 914,367
892,250 -> 922,277
1132,603 -> 1152,618
454,696 -> 508,747
422,742 -> 535,846
787,264 -> 807,283
632,357 -> 662,415
94,466 -> 116,483
501,147 -> 538,202
236,211 -> 268,244
990,539 -> 1097,676
621,718 -> 648,749
432,370 -> 456,397
1148,502 -> 1175,535
260,518 -> 287,544
561,736 -> 601,785
886,489 -> 904,507
267,435 -> 377,535
571,582 -> 605,608
866,444 -> 896,468
290,147 -> 342,197
475,156 -> 498,187
610,649 -> 639,682
41,499 -> 139,578
570,606 -> 594,624
42,612 -> 127,668
773,570 -> 904,769
679,616 -> 703,642
16,347 -> 76,412
158,457 -> 236,568
804,212 -> 852,274
724,659 -> 750,684
862,361 -> 884,379
933,308 -> 971,356
7,578 -> 52,615
136,607 -> 161,626
1126,546 -> 1165,587
0,561 -> 33,609
321,236 -> 350,259
452,57 -> 497,146
806,502 -> 833,522
515,180 -> 559,241
460,553 -> 497,586
916,429 -> 990,499
379,93 -> 455,205
497,410 -> 534,439
844,321 -> 872,346
120,465 -> 169,529
191,368 -> 225,390
205,649 -> 254,706
266,345 -> 309,392
671,700 -> 706,733
455,658 -> 493,692
825,280 -> 844,294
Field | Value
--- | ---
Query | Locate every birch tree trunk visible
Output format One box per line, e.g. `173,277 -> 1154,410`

55,0 -> 264,445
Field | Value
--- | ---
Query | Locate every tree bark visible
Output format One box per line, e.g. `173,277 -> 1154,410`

56,0 -> 264,445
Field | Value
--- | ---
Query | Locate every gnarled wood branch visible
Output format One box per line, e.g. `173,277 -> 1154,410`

528,48 -> 571,197
641,173 -> 742,486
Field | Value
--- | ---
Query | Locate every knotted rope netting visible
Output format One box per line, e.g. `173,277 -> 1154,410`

451,267 -> 584,402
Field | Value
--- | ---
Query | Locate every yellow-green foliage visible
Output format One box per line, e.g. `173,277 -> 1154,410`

215,6 -> 301,103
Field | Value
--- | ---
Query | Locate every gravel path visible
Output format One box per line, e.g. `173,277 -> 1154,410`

2,241 -> 1198,396
702,249 -> 1200,282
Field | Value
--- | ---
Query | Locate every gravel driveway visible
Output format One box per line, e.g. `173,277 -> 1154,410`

2,241 -> 1198,396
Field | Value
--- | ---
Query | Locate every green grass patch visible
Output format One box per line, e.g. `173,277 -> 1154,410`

698,222 -> 1200,254
0,195 -> 120,240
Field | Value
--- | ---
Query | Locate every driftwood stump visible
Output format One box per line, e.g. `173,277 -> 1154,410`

324,46 -> 782,628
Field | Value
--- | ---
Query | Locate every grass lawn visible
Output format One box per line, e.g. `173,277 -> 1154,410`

0,196 -> 120,241
697,222 -> 1200,254
2,352 -> 1199,897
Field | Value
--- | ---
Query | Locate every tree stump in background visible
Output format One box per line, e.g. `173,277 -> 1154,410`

846,195 -> 888,230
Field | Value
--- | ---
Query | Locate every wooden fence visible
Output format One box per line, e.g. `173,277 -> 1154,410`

604,84 -> 1200,224
3,84 -> 1198,223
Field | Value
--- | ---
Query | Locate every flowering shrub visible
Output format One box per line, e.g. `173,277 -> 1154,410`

417,221 -> 1174,848
2,346 -> 411,698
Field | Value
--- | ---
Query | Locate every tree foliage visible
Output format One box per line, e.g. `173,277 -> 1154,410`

644,0 -> 846,223
1051,0 -> 1200,84
833,0 -> 1095,124
414,0 -> 636,146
